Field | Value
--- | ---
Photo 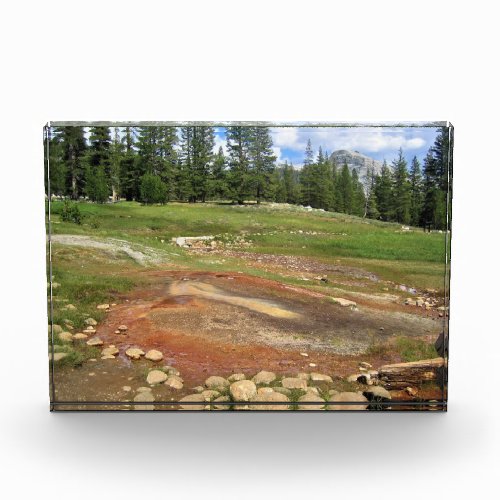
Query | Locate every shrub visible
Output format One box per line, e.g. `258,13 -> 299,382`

60,200 -> 83,224
140,174 -> 168,204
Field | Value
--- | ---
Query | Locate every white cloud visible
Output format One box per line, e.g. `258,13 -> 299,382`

213,134 -> 228,155
271,127 -> 430,155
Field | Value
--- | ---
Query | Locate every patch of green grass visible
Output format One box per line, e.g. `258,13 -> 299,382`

50,343 -> 100,367
395,337 -> 438,362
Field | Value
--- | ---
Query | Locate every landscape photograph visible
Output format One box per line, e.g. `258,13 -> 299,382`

45,122 -> 451,411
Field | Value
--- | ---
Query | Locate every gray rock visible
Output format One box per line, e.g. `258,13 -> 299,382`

125,348 -> 145,360
145,349 -> 163,361
212,396 -> 231,410
164,375 -> 183,389
201,390 -> 220,401
249,392 -> 290,410
328,392 -> 368,411
252,370 -> 276,385
179,394 -> 206,410
146,370 -> 168,385
86,337 -> 103,346
363,386 -> 392,401
230,380 -> 257,401
205,376 -> 230,391
273,387 -> 291,396
310,373 -> 333,383
133,391 -> 154,410
58,331 -> 73,342
298,394 -> 326,410
227,373 -> 246,382
84,318 -> 97,326
281,377 -> 307,390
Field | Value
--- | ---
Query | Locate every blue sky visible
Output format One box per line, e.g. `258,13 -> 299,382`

214,126 -> 439,168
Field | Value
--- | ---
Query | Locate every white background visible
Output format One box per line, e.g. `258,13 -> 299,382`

0,1 -> 498,499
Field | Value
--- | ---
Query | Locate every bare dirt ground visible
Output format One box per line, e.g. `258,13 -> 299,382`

53,269 -> 443,406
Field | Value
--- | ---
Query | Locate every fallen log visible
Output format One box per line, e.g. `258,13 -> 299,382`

378,358 -> 445,390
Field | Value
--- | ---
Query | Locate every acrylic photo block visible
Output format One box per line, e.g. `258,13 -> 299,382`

45,122 -> 451,411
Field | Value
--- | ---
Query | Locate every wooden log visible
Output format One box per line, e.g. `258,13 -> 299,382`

378,358 -> 445,390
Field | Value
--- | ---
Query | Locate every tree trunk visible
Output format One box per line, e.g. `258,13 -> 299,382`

378,358 -> 445,390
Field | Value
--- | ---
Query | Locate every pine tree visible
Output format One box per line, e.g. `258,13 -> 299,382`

248,127 -> 276,203
109,128 -> 124,201
375,160 -> 394,221
329,158 -> 339,211
120,126 -> 138,201
337,162 -> 353,213
392,148 -> 411,224
409,156 -> 423,226
190,126 -> 215,202
283,162 -> 299,204
300,139 -> 315,206
365,167 -> 380,220
86,126 -> 111,202
208,146 -> 228,200
53,126 -> 87,198
351,168 -> 366,216
226,126 -> 252,204
46,128 -> 66,196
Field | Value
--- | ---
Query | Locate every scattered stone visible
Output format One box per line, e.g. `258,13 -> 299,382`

230,380 -> 257,401
193,386 -> 205,393
249,392 -> 290,410
212,396 -> 231,410
300,352 -> 309,357
257,387 -> 275,395
58,331 -> 73,342
88,372 -> 95,377
329,389 -> 339,396
97,303 -> 110,310
72,333 -> 88,340
297,372 -> 311,380
252,370 -> 276,385
122,386 -> 132,392
179,394 -> 206,410
227,373 -> 246,382
298,394 -> 326,410
165,375 -> 184,389
201,390 -> 220,401
64,304 -> 76,310
359,362 -> 372,369
273,387 -> 291,396
305,387 -> 320,395
363,386 -> 392,401
405,299 -> 417,306
101,345 -> 119,356
50,324 -> 63,334
86,337 -> 103,346
205,376 -> 230,391
114,330 -> 121,334
331,297 -> 357,308
328,392 -> 369,411
118,325 -> 128,332
145,349 -> 163,362
101,355 -> 116,360
406,387 -> 418,396
165,366 -> 180,376
49,352 -> 68,362
308,363 -> 317,368
347,374 -> 361,383
133,391 -> 154,410
83,327 -> 96,334
147,370 -> 168,385
84,318 -> 97,326
310,373 -> 333,383
125,348 -> 145,360
136,387 -> 152,393
281,377 -> 308,390
63,319 -> 74,326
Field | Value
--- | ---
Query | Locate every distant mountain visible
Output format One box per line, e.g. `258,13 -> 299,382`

329,150 -> 387,188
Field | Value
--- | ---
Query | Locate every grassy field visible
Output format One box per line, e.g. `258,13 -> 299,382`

49,200 -> 447,287
47,201 -> 445,368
